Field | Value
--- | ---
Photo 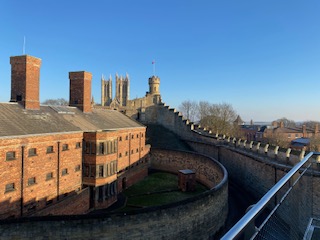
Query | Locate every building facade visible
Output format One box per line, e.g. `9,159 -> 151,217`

0,55 -> 150,220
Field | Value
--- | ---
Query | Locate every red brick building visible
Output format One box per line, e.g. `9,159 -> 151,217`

0,55 -> 150,219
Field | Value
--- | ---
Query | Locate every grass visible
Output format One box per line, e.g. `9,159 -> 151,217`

119,172 -> 208,211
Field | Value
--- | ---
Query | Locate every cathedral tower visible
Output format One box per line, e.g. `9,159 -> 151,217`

101,75 -> 112,106
115,73 -> 129,106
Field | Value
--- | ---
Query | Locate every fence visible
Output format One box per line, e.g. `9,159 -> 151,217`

221,152 -> 319,240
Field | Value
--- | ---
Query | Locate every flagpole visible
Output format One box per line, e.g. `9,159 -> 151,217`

23,36 -> 26,55
152,60 -> 156,76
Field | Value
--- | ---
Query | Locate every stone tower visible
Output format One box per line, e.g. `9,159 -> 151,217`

115,73 -> 130,106
69,71 -> 92,113
148,75 -> 161,104
101,75 -> 112,106
10,55 -> 42,110
148,75 -> 160,95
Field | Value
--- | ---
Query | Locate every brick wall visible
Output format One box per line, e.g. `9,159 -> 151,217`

0,148 -> 228,239
69,71 -> 92,113
0,132 -> 83,219
10,55 -> 41,110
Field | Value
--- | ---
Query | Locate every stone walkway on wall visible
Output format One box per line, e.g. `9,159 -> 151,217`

146,124 -> 192,151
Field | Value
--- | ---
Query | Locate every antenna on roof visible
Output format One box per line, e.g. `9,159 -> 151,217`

23,36 -> 26,55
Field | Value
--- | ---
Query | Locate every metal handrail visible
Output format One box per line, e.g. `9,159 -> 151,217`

221,151 -> 318,240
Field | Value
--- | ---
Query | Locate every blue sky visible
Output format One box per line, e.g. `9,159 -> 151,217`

0,1 -> 319,122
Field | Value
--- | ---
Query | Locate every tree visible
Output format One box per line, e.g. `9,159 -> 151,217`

276,117 -> 296,128
199,102 -> 238,135
178,100 -> 198,122
197,101 -> 211,122
42,98 -> 69,106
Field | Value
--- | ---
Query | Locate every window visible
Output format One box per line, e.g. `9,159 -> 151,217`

28,177 -> 36,186
119,153 -> 122,158
46,172 -> 53,180
91,143 -> 96,154
131,135 -> 134,139
75,142 -> 81,149
90,166 -> 96,177
84,165 -> 89,177
62,168 -> 68,176
98,186 -> 103,202
28,148 -> 37,156
136,148 -> 139,153
62,144 -> 69,151
6,151 -> 16,161
75,165 -> 81,172
98,165 -> 104,177
5,183 -> 15,193
131,150 -> 134,154
99,142 -> 105,155
126,135 -> 128,140
46,146 -> 54,153
288,134 -> 291,138
141,147 -> 144,151
125,151 -> 128,156
119,136 -> 122,141
85,141 -> 90,154
141,133 -> 144,137
136,134 -> 139,138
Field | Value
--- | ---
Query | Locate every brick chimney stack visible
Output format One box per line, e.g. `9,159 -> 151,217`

69,71 -> 92,113
302,124 -> 307,138
10,55 -> 42,110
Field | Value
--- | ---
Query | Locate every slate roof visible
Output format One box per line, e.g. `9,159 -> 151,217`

0,103 -> 144,138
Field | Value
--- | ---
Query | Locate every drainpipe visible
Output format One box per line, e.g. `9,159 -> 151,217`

20,146 -> 25,217
57,142 -> 60,200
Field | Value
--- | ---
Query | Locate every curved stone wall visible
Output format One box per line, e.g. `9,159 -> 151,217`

0,149 -> 228,240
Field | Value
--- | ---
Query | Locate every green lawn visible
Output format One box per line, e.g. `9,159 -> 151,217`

119,172 -> 208,211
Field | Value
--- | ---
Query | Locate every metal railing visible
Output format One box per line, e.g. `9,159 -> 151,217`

222,152 -> 319,240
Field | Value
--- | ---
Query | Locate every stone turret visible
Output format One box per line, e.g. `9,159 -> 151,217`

148,75 -> 160,95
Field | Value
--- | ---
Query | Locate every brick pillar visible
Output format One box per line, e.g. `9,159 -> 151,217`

10,55 -> 42,110
69,71 -> 92,113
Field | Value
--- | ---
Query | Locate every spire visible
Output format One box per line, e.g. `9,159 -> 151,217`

125,72 -> 129,80
109,74 -> 112,81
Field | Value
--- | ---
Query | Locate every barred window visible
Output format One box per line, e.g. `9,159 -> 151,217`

75,142 -> 81,149
5,183 -> 15,193
28,177 -> 36,186
62,168 -> 68,176
46,146 -> 54,153
99,142 -> 104,155
62,144 -> 69,151
28,148 -> 37,156
46,172 -> 53,180
6,151 -> 16,161
75,165 -> 81,172
98,165 -> 104,177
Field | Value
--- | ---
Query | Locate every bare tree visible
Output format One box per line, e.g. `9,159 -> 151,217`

178,100 -> 198,122
200,102 -> 237,135
197,101 -> 210,121
42,98 -> 69,106
276,117 -> 296,128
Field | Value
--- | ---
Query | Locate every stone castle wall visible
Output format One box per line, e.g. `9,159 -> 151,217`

148,102 -> 320,235
0,148 -> 228,239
